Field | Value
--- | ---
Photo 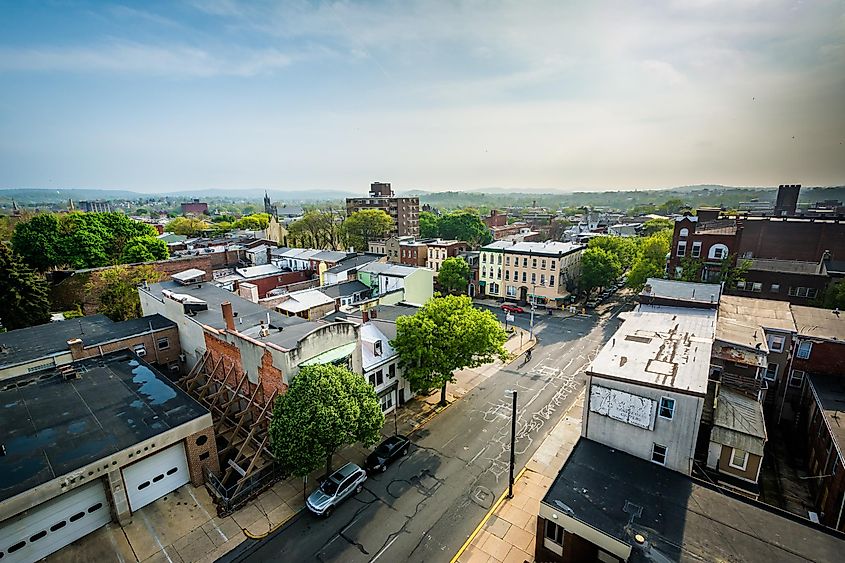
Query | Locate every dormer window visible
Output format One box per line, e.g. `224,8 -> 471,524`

374,340 -> 383,357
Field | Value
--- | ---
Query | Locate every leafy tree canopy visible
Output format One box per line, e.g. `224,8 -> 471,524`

818,280 -> 845,310
343,209 -> 393,251
86,265 -> 163,321
438,256 -> 471,294
641,217 -> 674,236
587,235 -> 636,269
0,243 -> 51,330
121,235 -> 170,264
437,210 -> 492,247
269,364 -> 384,478
419,211 -> 440,238
165,216 -> 210,236
580,247 -> 622,294
626,230 -> 672,291
392,295 -> 508,405
288,209 -> 344,249
232,213 -> 271,231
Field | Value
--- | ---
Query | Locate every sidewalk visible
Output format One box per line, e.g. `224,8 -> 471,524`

455,389 -> 585,563
50,328 -> 538,563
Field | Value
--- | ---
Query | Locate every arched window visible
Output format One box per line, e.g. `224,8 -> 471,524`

679,228 -> 689,238
708,244 -> 729,260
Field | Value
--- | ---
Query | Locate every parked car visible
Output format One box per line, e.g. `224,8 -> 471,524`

501,304 -> 525,314
306,463 -> 367,517
586,299 -> 600,309
365,435 -> 411,473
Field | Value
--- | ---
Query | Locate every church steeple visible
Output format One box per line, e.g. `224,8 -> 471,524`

264,190 -> 276,218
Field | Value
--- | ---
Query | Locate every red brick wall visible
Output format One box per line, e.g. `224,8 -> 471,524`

202,331 -> 288,406
203,332 -> 244,388
184,427 -> 220,486
235,270 -> 312,299
740,219 -> 845,262
793,339 -> 845,377
259,349 -> 287,399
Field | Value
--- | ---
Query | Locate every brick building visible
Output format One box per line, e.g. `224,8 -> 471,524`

346,182 -> 420,237
426,239 -> 468,273
180,198 -> 208,215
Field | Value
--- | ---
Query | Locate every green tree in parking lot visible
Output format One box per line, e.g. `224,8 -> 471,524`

392,295 -> 508,406
269,364 -> 384,478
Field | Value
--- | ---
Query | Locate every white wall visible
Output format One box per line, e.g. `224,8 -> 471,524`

583,375 -> 703,475
139,289 -> 206,370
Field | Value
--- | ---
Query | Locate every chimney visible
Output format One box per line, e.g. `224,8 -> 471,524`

362,309 -> 370,323
221,301 -> 235,331
67,338 -> 84,360
370,308 -> 378,319
774,184 -> 801,216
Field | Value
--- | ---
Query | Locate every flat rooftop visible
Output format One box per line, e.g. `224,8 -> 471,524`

718,295 -> 796,332
640,278 -> 721,305
808,374 -> 845,459
0,352 -> 208,502
790,305 -> 845,341
482,240 -> 583,255
543,438 -> 844,563
748,258 -> 824,275
589,306 -> 715,395
0,314 -> 175,371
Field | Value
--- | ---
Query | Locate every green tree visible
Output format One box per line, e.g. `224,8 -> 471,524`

580,247 -> 622,295
269,364 -> 384,479
818,280 -> 845,309
718,255 -> 751,287
233,213 -> 271,231
392,295 -> 508,405
438,256 -> 471,294
165,216 -> 210,236
676,256 -> 704,282
641,218 -> 674,236
437,211 -> 492,247
587,236 -> 636,269
657,198 -> 686,215
121,236 -> 170,263
11,213 -> 61,271
343,209 -> 394,251
419,211 -> 440,238
0,243 -> 51,330
626,230 -> 672,291
87,265 -> 162,321
288,209 -> 343,249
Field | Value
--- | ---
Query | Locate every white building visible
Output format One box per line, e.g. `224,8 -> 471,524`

358,318 -> 415,413
583,305 -> 715,475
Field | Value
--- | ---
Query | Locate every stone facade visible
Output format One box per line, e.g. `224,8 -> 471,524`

184,428 -> 221,487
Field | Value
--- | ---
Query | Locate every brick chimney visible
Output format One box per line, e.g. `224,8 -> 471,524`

67,338 -> 84,360
221,301 -> 235,331
362,309 -> 370,323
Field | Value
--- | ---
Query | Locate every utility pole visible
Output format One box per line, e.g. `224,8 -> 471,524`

529,283 -> 537,340
508,390 -> 518,499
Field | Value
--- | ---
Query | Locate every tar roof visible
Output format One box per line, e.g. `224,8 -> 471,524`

320,280 -> 370,298
0,314 -> 175,370
791,305 -> 845,341
711,389 -> 767,455
748,258 -> 824,275
717,295 -> 796,332
696,219 -> 737,235
714,318 -> 769,362
0,352 -> 208,502
481,240 -> 583,255
589,306 -> 715,395
808,374 -> 845,461
543,438 -> 843,563
640,278 -> 722,305
324,254 -> 382,274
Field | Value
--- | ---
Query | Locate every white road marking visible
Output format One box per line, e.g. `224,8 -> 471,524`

371,534 -> 401,562
469,447 -> 487,464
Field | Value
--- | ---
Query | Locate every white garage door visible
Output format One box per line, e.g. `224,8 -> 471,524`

0,480 -> 110,563
123,442 -> 190,512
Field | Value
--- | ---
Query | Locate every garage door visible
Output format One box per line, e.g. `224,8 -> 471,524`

122,442 -> 190,512
0,480 -> 110,563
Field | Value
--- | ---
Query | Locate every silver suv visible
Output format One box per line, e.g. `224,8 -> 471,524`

306,462 -> 367,517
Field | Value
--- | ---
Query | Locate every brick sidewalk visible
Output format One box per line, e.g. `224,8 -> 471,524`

456,389 -> 585,563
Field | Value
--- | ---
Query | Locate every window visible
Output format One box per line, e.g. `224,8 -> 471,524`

157,337 -> 170,350
651,443 -> 667,465
506,286 -> 516,297
788,287 -> 819,299
789,370 -> 805,387
751,282 -> 762,292
551,260 -> 556,270
658,397 -> 675,420
497,254 -> 502,264
376,370 -> 384,385
796,341 -> 812,359
676,242 -> 686,257
708,244 -> 728,260
532,258 -> 537,268
374,340 -> 383,357
736,281 -> 746,290
768,334 -> 785,352
691,241 -> 702,258
523,257 -> 528,267
505,256 -> 510,266
531,273 -> 536,284
522,272 -> 527,283
764,363 -> 778,381
541,259 -> 547,269
380,392 -> 394,412
540,274 -> 546,286
545,519 -> 564,545
679,228 -> 689,237
729,448 -> 749,471
389,363 -> 396,379
497,268 -> 501,279
770,284 -> 780,293
505,270 -> 510,281
549,275 -> 555,287
482,253 -> 487,263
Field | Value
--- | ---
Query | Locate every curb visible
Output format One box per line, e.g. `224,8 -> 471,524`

242,505 -> 304,540
449,466 -> 530,563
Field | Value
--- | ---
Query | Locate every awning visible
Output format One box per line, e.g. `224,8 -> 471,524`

377,381 -> 399,398
300,342 -> 356,366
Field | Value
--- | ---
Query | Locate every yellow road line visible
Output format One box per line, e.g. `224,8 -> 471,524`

242,506 -> 303,540
449,466 -> 530,563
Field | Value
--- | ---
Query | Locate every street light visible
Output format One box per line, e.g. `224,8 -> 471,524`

529,283 -> 537,341
506,389 -> 518,499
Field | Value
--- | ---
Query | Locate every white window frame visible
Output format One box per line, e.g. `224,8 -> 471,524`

691,241 -> 702,258
770,284 -> 780,293
789,370 -> 805,388
658,397 -> 675,420
651,443 -> 668,465
751,282 -> 762,292
729,448 -> 749,471
676,241 -> 687,257
679,228 -> 689,238
764,362 -> 778,382
796,341 -> 812,360
157,337 -> 170,350
767,334 -> 785,353
736,280 -> 746,290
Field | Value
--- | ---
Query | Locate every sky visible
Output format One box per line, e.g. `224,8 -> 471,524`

1,0 -> 844,193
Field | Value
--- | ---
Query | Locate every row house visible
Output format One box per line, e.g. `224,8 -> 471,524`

668,212 -> 741,282
426,239 -> 468,273
356,262 -> 434,307
479,241 -> 584,306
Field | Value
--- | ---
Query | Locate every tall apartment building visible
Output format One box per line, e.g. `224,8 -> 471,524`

346,182 -> 420,237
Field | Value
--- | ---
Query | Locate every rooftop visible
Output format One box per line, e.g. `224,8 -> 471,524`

358,262 -> 420,277
0,352 -> 208,503
311,250 -> 352,263
640,278 -> 722,305
482,240 -> 583,255
235,264 -> 283,278
589,306 -> 715,395
711,389 -> 767,456
717,295 -> 796,332
696,218 -> 738,235
748,258 -> 825,275
808,374 -> 845,460
714,318 -> 769,363
276,289 -> 335,313
320,280 -> 371,299
324,254 -> 382,274
543,438 -> 844,563
0,314 -> 175,371
791,305 -> 845,341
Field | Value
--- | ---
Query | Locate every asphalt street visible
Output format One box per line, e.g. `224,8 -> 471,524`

222,297 -> 632,563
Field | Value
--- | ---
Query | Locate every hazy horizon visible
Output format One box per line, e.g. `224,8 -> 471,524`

2,1 -> 844,192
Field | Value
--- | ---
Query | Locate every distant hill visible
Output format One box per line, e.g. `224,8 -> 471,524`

0,187 -> 355,205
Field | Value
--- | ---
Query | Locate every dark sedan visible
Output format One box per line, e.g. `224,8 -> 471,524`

365,435 -> 411,473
